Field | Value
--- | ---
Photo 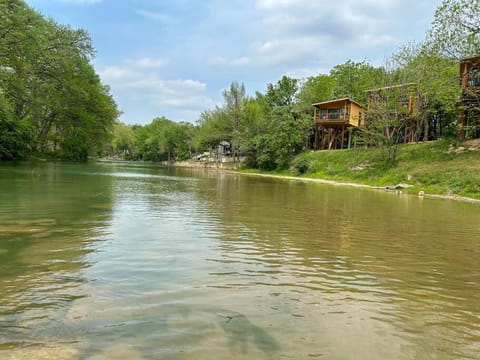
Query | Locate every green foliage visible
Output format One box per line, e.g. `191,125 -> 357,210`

287,140 -> 480,199
0,95 -> 32,160
194,107 -> 232,150
110,118 -> 195,162
427,0 -> 480,59
242,106 -> 311,170
264,76 -> 299,108
392,44 -> 459,137
296,74 -> 337,109
111,122 -> 136,158
222,81 -> 246,161
0,0 -> 119,161
330,60 -> 387,103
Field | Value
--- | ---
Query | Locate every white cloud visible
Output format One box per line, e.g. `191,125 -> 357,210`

136,10 -> 174,24
99,66 -> 140,81
98,61 -> 214,122
205,0 -> 423,72
230,56 -> 252,67
126,57 -> 169,69
58,0 -> 101,4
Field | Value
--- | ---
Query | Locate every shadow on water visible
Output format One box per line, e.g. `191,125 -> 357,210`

218,311 -> 280,358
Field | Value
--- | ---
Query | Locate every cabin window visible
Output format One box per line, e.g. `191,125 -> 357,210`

468,68 -> 480,87
328,108 -> 340,119
320,108 -> 327,119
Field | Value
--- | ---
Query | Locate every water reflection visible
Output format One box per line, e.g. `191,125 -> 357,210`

186,169 -> 480,359
0,162 -> 114,355
0,163 -> 479,359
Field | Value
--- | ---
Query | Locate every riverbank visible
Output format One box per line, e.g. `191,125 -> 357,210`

232,170 -> 480,204
175,139 -> 480,203
242,139 -> 480,202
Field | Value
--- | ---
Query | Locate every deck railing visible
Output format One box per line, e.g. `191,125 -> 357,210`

314,115 -> 348,123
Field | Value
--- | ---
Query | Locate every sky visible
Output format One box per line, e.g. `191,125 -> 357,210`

25,0 -> 442,125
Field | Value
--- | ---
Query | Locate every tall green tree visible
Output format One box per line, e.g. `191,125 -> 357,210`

0,0 -> 119,160
296,74 -> 337,110
264,75 -> 299,108
330,60 -> 387,104
222,81 -> 246,163
427,0 -> 480,59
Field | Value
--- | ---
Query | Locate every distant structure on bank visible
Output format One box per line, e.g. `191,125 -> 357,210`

312,98 -> 363,150
457,55 -> 480,141
311,56 -> 480,151
365,83 -> 428,143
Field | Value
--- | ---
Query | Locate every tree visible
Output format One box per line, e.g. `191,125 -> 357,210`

0,0 -> 119,160
194,107 -> 231,151
296,74 -> 337,109
111,122 -> 136,159
250,107 -> 311,170
330,60 -> 387,104
0,93 -> 31,160
222,81 -> 246,163
427,0 -> 480,59
264,75 -> 298,108
363,88 -> 409,164
392,44 -> 459,138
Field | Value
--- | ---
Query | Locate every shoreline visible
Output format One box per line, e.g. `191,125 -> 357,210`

228,170 -> 480,204
175,161 -> 480,205
95,158 -> 480,204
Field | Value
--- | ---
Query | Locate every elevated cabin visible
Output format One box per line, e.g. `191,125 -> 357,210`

312,98 -> 363,150
365,83 -> 427,143
457,55 -> 480,141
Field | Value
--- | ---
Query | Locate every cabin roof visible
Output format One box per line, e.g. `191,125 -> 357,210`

312,97 -> 363,108
460,55 -> 480,63
365,83 -> 416,94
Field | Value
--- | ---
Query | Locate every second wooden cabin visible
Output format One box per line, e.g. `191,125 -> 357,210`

365,83 -> 427,143
457,55 -> 480,141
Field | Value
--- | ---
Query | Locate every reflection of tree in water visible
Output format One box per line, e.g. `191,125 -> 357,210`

0,162 -> 115,354
190,171 -> 480,359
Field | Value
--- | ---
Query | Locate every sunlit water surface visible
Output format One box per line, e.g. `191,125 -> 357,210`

0,162 -> 479,359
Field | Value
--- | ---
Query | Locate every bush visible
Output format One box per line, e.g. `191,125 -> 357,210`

291,155 -> 310,175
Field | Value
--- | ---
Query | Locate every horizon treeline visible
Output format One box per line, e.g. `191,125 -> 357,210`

1,0 -> 478,166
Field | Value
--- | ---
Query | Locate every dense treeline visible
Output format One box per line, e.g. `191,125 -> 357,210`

0,0 -> 119,160
108,117 -> 195,162
3,0 -> 476,167
111,0 -> 479,169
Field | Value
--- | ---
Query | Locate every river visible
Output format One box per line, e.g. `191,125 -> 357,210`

0,161 -> 479,359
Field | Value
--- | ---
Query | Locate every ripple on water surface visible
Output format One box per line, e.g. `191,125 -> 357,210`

1,163 -> 480,359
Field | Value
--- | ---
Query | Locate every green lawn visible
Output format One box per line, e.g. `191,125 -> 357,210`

286,140 -> 480,199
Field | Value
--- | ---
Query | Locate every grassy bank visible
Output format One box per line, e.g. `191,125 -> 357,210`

242,139 -> 480,200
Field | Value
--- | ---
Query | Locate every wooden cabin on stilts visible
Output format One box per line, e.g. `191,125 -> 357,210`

457,55 -> 480,142
312,98 -> 363,150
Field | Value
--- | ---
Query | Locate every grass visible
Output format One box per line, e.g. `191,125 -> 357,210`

276,139 -> 480,200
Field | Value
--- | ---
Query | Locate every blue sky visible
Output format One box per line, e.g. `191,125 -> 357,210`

26,0 -> 442,125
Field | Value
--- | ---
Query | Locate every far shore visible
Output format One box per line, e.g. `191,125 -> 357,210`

170,160 -> 480,205
93,157 -> 480,204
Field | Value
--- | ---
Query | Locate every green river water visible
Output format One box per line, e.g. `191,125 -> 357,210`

0,162 -> 479,359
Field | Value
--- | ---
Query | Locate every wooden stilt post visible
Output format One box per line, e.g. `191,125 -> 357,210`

457,108 -> 466,143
